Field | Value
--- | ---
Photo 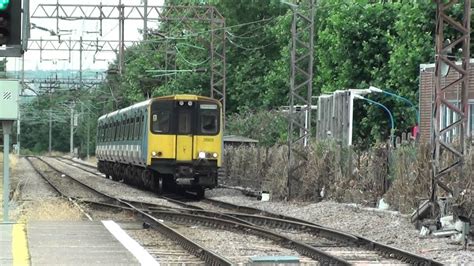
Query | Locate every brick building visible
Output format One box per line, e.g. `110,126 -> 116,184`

418,60 -> 474,142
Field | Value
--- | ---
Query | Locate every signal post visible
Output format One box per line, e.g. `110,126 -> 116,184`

0,80 -> 19,222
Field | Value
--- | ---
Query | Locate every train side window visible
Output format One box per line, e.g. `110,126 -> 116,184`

134,117 -> 139,140
129,118 -> 133,140
107,124 -> 110,141
110,122 -> 113,141
120,119 -> 124,140
122,119 -> 128,140
128,118 -> 133,140
109,123 -> 112,141
124,119 -> 128,140
138,115 -> 143,138
114,122 -> 120,141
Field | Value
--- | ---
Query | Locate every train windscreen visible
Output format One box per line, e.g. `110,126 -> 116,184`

151,100 -> 220,135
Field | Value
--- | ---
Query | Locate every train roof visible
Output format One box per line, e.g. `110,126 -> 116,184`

97,94 -> 220,123
98,98 -> 152,122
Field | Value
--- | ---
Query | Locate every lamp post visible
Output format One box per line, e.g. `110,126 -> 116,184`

368,86 -> 419,125
353,94 -> 395,145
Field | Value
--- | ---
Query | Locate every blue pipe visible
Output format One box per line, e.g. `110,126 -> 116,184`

380,90 -> 419,125
358,96 -> 395,144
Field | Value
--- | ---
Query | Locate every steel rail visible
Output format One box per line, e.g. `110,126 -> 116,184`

202,197 -> 323,226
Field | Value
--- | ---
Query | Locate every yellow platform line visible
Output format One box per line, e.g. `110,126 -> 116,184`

12,224 -> 30,266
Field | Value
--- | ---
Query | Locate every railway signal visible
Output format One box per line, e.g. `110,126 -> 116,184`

0,0 -> 21,46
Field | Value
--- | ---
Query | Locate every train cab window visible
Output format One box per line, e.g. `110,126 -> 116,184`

152,111 -> 171,133
178,111 -> 192,134
199,104 -> 219,135
151,101 -> 173,134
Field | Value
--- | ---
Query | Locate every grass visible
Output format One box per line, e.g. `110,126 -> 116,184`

17,199 -> 84,222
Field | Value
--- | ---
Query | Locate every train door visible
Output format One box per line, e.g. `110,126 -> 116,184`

176,101 -> 194,162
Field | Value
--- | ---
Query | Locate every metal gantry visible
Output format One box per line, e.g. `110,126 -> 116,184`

287,0 -> 315,198
431,0 -> 471,203
31,3 -> 227,113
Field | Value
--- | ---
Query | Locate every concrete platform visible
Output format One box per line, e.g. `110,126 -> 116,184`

0,224 -> 13,265
28,221 -> 144,265
2,221 -> 159,266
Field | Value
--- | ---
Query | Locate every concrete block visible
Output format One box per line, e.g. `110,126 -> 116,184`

377,198 -> 389,210
419,226 -> 430,236
440,215 -> 454,229
432,229 -> 458,237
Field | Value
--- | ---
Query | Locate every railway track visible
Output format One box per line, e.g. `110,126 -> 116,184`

52,156 -> 443,265
25,156 -> 230,265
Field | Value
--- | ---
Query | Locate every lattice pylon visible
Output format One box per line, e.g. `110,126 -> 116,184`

431,0 -> 471,202
287,0 -> 315,198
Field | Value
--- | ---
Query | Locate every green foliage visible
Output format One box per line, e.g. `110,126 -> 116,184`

225,110 -> 287,147
97,0 -> 467,148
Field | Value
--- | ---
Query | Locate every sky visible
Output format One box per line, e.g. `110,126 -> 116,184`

8,0 -> 164,73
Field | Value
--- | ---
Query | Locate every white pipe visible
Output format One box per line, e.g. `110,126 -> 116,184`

348,92 -> 354,146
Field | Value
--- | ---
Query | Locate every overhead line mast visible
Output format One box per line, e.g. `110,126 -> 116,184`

430,0 -> 471,212
286,0 -> 315,199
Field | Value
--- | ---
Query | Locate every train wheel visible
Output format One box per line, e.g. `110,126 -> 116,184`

196,188 -> 205,199
111,164 -> 119,181
156,175 -> 163,195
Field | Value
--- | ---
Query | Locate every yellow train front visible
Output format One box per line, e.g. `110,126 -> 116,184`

96,95 -> 222,197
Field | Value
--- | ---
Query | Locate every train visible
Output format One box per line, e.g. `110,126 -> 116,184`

96,94 -> 223,197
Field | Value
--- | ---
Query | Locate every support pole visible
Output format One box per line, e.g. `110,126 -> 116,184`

286,0 -> 315,199
70,103 -> 74,156
79,36 -> 83,90
86,111 -> 90,161
2,121 -> 12,223
431,0 -> 471,205
143,0 -> 148,40
118,2 -> 125,75
48,108 -> 52,154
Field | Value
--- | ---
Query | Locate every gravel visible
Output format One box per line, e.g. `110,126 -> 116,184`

43,157 -> 182,209
169,223 -> 316,265
207,188 -> 474,264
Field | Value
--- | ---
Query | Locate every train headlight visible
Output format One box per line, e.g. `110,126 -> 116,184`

212,153 -> 218,158
152,151 -> 157,157
198,151 -> 206,159
188,101 -> 193,106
